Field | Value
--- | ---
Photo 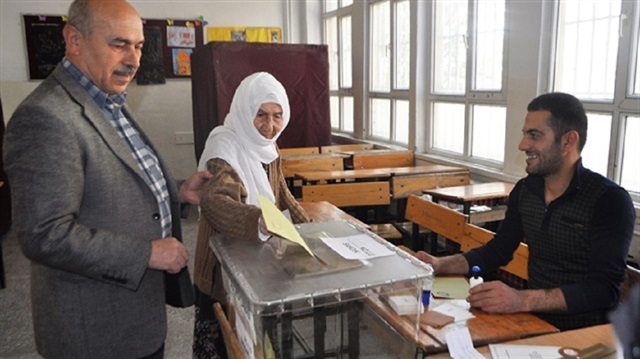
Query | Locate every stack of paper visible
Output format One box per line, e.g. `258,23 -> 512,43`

387,295 -> 421,316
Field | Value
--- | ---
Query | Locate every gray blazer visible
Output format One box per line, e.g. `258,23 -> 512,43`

3,64 -> 182,358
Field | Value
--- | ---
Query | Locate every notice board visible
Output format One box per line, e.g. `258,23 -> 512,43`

22,15 -> 204,82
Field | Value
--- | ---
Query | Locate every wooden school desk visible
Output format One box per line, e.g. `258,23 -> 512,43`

366,247 -> 557,356
389,165 -> 470,199
299,200 -> 369,229
339,149 -> 414,169
281,153 -> 346,179
423,182 -> 515,224
366,280 -> 558,356
295,168 -> 391,184
430,324 -> 616,359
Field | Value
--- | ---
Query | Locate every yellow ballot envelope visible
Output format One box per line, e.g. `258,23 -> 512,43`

257,194 -> 315,257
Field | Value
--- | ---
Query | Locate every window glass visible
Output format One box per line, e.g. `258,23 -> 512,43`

330,96 -> 340,129
343,96 -> 354,132
433,0 -> 467,94
341,16 -> 353,88
371,1 -> 391,92
471,105 -> 506,161
580,113 -> 612,177
633,30 -> 640,96
325,0 -> 338,12
620,115 -> 640,192
371,98 -> 391,138
395,100 -> 409,144
432,102 -> 465,153
474,0 -> 505,91
554,0 -> 621,100
395,0 -> 411,89
325,17 -> 339,91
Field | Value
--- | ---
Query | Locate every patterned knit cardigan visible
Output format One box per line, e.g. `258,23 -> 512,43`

193,154 -> 309,298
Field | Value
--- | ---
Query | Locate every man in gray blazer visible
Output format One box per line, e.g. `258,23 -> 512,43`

3,0 -> 211,357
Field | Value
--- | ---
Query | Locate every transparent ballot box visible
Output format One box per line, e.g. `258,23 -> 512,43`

209,220 -> 434,358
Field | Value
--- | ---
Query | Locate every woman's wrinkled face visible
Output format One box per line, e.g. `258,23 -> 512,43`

253,103 -> 283,139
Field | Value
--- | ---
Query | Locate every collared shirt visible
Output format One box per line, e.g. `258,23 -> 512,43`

63,58 -> 172,238
464,159 -> 635,330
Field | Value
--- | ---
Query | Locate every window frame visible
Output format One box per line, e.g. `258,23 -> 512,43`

323,2 -> 355,133
366,0 -> 411,145
426,0 -> 509,170
540,0 -> 640,200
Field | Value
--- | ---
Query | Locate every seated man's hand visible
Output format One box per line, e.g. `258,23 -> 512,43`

416,251 -> 441,273
468,280 -> 525,313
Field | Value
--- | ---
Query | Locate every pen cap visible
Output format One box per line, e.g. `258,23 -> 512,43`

469,266 -> 483,288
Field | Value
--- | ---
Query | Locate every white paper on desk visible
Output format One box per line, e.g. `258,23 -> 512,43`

470,205 -> 492,213
489,344 -> 562,359
321,233 -> 394,260
445,326 -> 485,359
432,301 -> 475,322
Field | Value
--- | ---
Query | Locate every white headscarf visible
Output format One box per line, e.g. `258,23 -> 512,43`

198,72 -> 290,207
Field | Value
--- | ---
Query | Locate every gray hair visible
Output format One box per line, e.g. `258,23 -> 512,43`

66,0 -> 94,36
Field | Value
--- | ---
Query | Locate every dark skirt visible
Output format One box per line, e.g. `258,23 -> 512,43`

193,286 -> 228,359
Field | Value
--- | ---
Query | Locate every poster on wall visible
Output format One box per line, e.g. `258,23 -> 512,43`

137,26 -> 166,85
206,27 -> 282,44
172,48 -> 192,76
22,15 -> 204,82
167,26 -> 196,48
136,18 -> 203,82
23,15 -> 66,80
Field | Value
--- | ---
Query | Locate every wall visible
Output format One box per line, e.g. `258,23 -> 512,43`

0,0 -> 316,180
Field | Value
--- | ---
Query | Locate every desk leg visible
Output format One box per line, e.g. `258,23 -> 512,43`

314,306 -> 326,358
282,312 -> 293,358
427,200 -> 441,254
263,315 -> 280,358
262,312 -> 293,359
411,223 -> 423,251
347,301 -> 361,359
463,203 -> 471,219
0,242 -> 4,289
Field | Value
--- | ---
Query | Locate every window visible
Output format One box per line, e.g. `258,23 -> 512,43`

471,105 -> 506,162
620,115 -> 640,193
581,113 -> 612,176
554,0 -> 620,100
551,0 -> 640,197
367,0 -> 411,144
317,0 -> 638,196
324,1 -> 353,132
430,0 -> 507,166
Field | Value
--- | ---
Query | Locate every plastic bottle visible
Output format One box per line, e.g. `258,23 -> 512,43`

421,266 -> 435,310
469,265 -> 484,288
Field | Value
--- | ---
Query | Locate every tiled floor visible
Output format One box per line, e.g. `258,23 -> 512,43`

0,207 -> 200,358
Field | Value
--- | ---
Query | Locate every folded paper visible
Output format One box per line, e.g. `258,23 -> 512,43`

258,194 -> 314,257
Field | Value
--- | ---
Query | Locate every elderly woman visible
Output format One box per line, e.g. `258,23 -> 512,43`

192,72 -> 310,358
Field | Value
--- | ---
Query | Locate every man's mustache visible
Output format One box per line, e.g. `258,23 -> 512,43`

114,65 -> 137,76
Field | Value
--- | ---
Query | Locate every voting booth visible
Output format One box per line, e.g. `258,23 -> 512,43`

210,220 -> 433,358
191,42 -> 332,163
